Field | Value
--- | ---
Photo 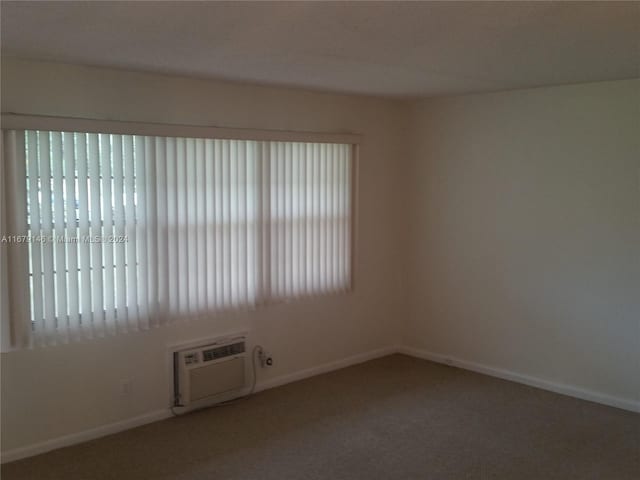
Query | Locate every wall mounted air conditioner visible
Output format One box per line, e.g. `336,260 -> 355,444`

172,333 -> 248,412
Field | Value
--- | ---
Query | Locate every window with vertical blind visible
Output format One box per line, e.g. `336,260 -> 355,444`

0,117 -> 355,349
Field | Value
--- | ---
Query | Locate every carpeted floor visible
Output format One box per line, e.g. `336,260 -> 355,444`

2,354 -> 639,479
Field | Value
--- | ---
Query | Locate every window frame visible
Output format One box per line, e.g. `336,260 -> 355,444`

1,114 -> 360,350
1,114 -> 360,146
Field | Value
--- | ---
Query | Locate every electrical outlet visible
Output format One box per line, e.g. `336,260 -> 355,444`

258,349 -> 273,368
120,379 -> 132,396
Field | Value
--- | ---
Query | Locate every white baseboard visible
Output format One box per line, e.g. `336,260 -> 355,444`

1,345 -> 396,464
0,409 -> 173,464
398,346 -> 640,414
255,345 -> 398,392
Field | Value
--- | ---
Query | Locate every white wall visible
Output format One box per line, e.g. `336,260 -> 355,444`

405,79 -> 640,405
2,59 -> 637,457
0,58 -> 410,452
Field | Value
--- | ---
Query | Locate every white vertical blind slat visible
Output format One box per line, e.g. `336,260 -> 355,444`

214,140 -> 223,307
144,136 -> 157,325
205,140 -> 215,309
229,141 -> 238,307
176,139 -> 188,312
26,131 -> 44,345
123,135 -> 138,330
100,134 -> 115,334
39,132 -> 57,343
222,140 -> 231,307
76,133 -> 93,337
112,135 -> 127,331
306,143 -> 313,294
320,143 -> 328,292
155,137 -> 168,323
51,132 -> 69,342
330,144 -> 338,289
270,143 -> 278,298
3,131 -> 31,349
298,143 -> 306,295
260,141 -> 271,303
246,142 -> 254,304
238,141 -> 247,305
165,138 -> 178,315
186,139 -> 197,312
88,133 -> 104,336
313,144 -> 321,292
328,144 -> 334,290
63,132 -> 80,338
134,136 -> 148,329
345,147 -> 353,288
195,139 -> 207,311
338,144 -> 346,291
283,143 -> 290,297
277,142 -> 285,297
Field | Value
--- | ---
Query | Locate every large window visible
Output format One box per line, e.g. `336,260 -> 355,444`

1,123 -> 354,348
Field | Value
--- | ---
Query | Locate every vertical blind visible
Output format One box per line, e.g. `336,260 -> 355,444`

0,128 -> 353,348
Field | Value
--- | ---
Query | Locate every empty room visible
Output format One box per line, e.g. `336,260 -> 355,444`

0,1 -> 638,479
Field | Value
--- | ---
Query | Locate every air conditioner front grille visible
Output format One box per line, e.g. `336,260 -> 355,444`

173,335 -> 248,409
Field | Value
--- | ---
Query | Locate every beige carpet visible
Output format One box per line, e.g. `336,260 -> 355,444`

2,354 -> 639,479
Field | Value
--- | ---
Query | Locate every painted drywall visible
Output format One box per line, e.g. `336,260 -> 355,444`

0,58 -> 410,452
2,59 -> 637,457
405,79 -> 640,405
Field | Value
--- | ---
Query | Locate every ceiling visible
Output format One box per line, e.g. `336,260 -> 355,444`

1,1 -> 638,98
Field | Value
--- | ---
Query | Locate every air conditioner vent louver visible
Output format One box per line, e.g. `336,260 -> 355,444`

202,342 -> 245,362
